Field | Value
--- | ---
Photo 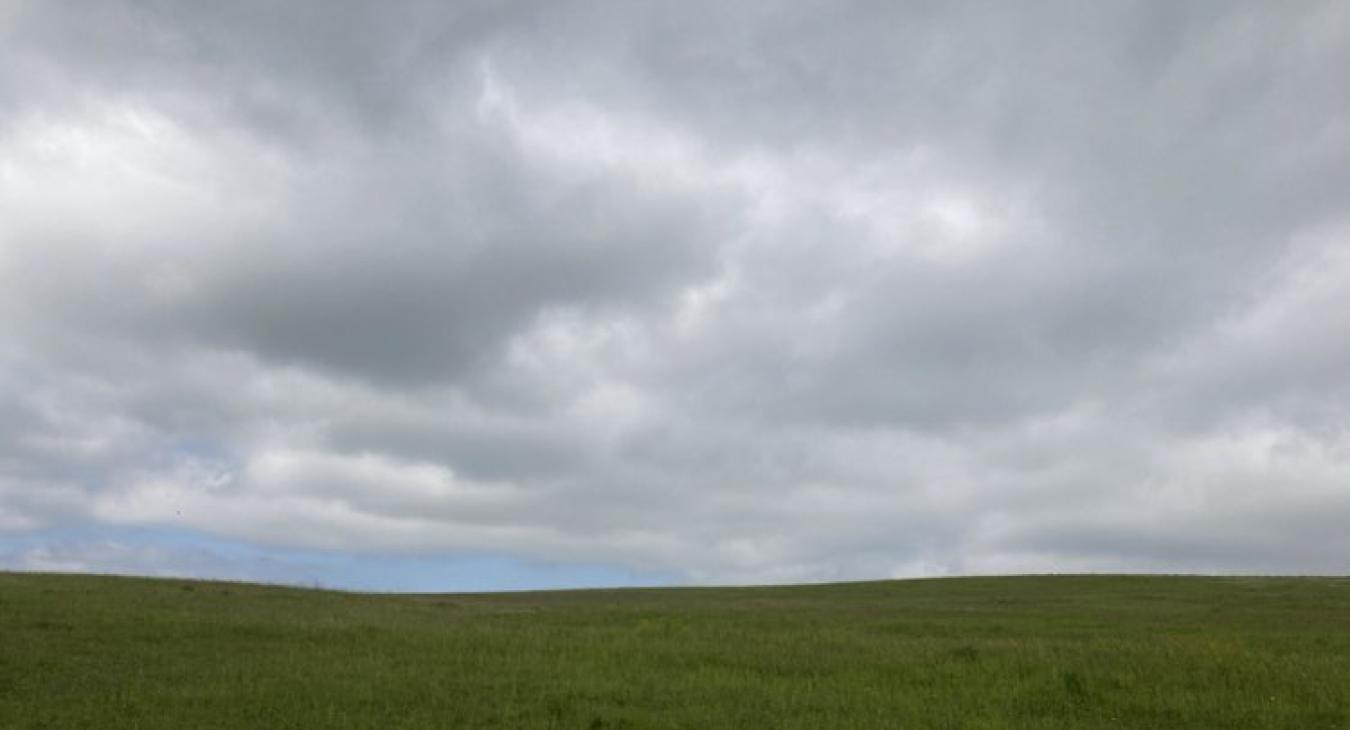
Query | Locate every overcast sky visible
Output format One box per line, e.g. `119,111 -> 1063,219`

3,1 -> 1349,590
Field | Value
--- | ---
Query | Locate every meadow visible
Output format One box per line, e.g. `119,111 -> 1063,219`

2,572 -> 1348,728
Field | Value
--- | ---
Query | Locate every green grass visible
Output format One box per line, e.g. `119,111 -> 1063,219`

2,573 -> 1349,728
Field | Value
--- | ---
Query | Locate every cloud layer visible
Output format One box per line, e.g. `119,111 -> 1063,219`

3,1 -> 1350,585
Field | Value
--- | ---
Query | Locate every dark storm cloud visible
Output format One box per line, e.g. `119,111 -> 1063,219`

3,0 -> 1349,582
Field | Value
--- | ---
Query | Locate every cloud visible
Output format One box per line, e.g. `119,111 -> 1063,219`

3,0 -> 1350,586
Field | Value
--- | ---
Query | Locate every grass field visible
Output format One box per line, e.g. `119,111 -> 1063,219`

2,573 -> 1348,728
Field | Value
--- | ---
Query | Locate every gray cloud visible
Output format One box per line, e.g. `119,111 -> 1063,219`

3,0 -> 1350,584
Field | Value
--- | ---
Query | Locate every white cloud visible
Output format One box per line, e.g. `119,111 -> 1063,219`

3,0 -> 1350,584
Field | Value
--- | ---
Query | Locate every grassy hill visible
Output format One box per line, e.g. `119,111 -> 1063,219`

2,573 -> 1348,728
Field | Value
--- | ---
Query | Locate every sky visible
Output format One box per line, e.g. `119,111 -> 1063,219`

2,1 -> 1350,591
